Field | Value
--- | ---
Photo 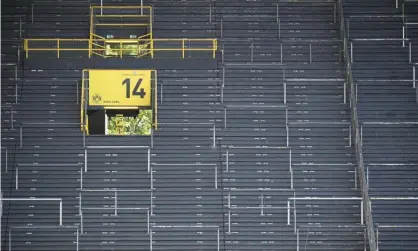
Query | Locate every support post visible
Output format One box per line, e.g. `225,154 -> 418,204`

59,200 -> 63,225
402,26 -> 405,47
413,66 -> 416,88
224,108 -> 227,130
361,200 -> 364,225
344,82 -> 347,104
19,18 -> 22,39
114,191 -> 118,215
147,148 -> 151,173
221,18 -> 223,38
278,18 -> 281,38
396,0 -> 399,8
212,124 -> 216,148
283,82 -> 287,104
297,228 -> 300,251
16,167 -> 19,190
214,165 -> 218,189
351,42 -> 353,63
309,43 -> 312,63
84,148 -> 87,172
140,0 -> 143,15
280,43 -> 283,63
209,3 -> 212,23
276,3 -> 279,24
226,149 -> 229,172
11,107 -> 14,130
287,200 -> 290,225
260,194 -> 264,216
409,42 -> 412,63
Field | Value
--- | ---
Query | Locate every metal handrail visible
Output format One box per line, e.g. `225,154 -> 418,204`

337,0 -> 378,250
24,37 -> 217,59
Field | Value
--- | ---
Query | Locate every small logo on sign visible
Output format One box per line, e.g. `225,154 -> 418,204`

92,93 -> 102,104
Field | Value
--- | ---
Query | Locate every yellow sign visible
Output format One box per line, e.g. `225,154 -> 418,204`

88,70 -> 152,107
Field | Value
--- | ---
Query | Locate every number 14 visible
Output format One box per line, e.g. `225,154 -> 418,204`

122,78 -> 146,98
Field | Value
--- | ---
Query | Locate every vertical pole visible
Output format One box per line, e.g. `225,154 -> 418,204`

19,18 -> 22,39
101,0 -> 103,15
276,3 -> 279,24
11,107 -> 14,130
376,227 -> 379,250
76,229 -> 79,251
221,18 -> 223,39
9,228 -> 11,251
366,165 -> 369,185
289,149 -> 292,172
355,166 -> 358,189
81,211 -> 84,234
347,19 -> 350,39
409,42 -> 412,63
15,67 -> 18,104
290,169 -> 294,189
150,190 -> 154,215
280,43 -> 283,63
284,82 -> 287,104
76,81 -> 79,104
228,208 -> 231,233
147,209 -> 150,234
286,125 -> 289,147
278,18 -> 281,39
57,39 -> 60,59
161,82 -> 163,104
309,43 -> 312,63
221,49 -> 224,64
214,165 -> 218,189
287,200 -> 290,225
402,26 -> 405,47
344,82 -> 347,104
350,42 -> 353,63
224,108 -> 227,130
226,149 -> 229,172
150,226 -> 153,251
349,125 -> 352,147
151,164 -> 154,189
59,200 -> 63,225
80,167 -> 83,189
84,149 -> 87,172
413,66 -> 416,88
360,201 -> 364,225
114,191 -> 118,215
217,228 -> 220,251
296,228 -> 300,251
293,199 -> 297,233
5,148 -> 8,172
120,41 -> 123,58
213,125 -> 216,148
147,148 -> 151,173
209,3 -> 212,24
396,0 -> 399,8
141,0 -> 143,15
16,167 -> 19,190
182,40 -> 185,59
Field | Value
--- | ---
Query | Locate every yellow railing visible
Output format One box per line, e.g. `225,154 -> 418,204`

24,37 -> 218,59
